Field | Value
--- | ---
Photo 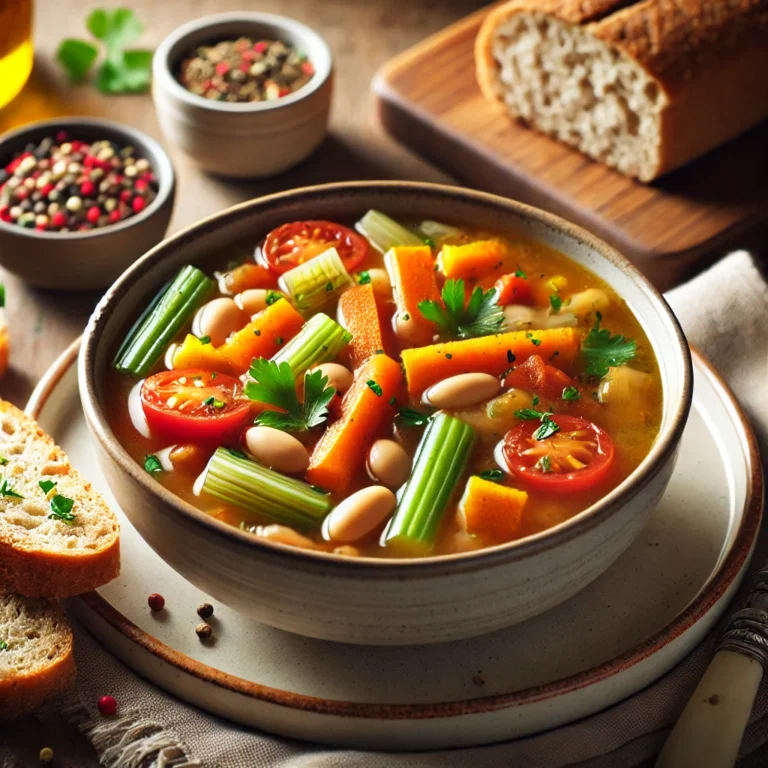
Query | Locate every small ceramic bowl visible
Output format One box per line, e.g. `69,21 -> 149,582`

0,117 -> 175,291
79,182 -> 692,646
152,12 -> 333,178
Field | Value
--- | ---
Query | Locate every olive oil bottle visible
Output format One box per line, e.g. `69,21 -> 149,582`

0,0 -> 33,110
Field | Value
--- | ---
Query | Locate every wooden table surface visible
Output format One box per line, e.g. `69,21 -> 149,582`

0,0 -> 485,764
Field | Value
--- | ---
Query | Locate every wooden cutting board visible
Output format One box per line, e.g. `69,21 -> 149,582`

372,8 -> 768,290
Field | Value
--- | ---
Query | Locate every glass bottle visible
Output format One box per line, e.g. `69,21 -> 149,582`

0,0 -> 34,110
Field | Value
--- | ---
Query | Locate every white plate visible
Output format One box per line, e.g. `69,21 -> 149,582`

27,340 -> 762,750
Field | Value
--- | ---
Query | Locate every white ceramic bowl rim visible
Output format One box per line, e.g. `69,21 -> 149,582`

0,117 -> 175,242
152,11 -> 333,114
80,181 -> 693,575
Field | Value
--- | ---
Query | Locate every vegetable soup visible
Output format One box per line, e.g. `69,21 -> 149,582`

105,212 -> 662,558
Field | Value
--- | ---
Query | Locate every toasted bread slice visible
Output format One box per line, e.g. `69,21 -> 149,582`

0,594 -> 75,718
0,401 -> 120,598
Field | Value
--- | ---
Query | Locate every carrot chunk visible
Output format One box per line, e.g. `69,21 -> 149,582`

401,327 -> 579,397
502,354 -> 574,401
385,245 -> 440,346
219,298 -> 304,373
338,284 -> 386,369
441,239 -> 510,280
222,263 -> 278,293
306,354 -> 403,494
460,476 -> 527,543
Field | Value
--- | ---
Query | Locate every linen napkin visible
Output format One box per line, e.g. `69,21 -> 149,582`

37,251 -> 768,767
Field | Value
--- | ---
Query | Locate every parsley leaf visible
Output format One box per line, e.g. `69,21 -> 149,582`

533,414 -> 560,441
198,335 -> 211,345
0,457 -> 7,466
562,386 -> 581,401
49,494 -> 76,525
357,271 -> 371,285
227,448 -> 248,460
366,380 -> 383,397
478,469 -> 504,482
56,39 -> 99,81
581,312 -> 637,378
246,359 -> 334,432
514,268 -> 527,279
417,278 -> 503,340
0,478 -> 23,499
144,454 -> 162,473
514,408 -> 549,420
265,290 -> 282,306
39,479 -> 57,494
531,394 -> 539,406
202,396 -> 226,410
397,407 -> 431,427
0,640 -> 7,651
549,294 -> 562,314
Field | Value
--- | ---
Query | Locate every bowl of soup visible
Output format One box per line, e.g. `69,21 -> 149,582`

79,182 -> 691,645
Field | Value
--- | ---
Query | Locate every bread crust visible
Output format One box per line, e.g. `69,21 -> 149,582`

476,0 -> 768,180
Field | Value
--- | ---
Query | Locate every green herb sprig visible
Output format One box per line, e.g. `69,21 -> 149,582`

38,479 -> 76,525
418,278 -> 503,340
581,312 -> 637,378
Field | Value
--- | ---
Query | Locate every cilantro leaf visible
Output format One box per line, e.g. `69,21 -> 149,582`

478,469 -> 504,482
562,386 -> 581,401
581,312 -> 637,378
514,408 -> 549,420
533,414 -> 560,441
56,39 -> 99,81
0,640 -> 7,651
49,494 -> 76,525
0,457 -> 7,466
397,407 -> 431,427
246,359 -> 334,432
417,278 -> 503,340
39,479 -> 57,494
0,479 -> 23,499
144,454 -> 163,473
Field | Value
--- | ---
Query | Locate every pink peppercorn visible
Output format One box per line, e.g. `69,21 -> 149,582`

80,181 -> 95,197
134,178 -> 148,193
86,206 -> 101,224
108,210 -> 122,224
36,224 -> 47,231
83,154 -> 96,168
254,41 -> 267,53
51,212 -> 67,228
40,183 -> 54,197
301,61 -> 315,76
55,130 -> 68,142
98,695 -> 117,716
119,189 -> 132,203
15,188 -> 27,201
132,196 -> 146,214
215,62 -> 229,76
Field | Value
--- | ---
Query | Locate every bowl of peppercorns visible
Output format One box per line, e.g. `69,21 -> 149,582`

152,12 -> 333,178
0,117 -> 175,291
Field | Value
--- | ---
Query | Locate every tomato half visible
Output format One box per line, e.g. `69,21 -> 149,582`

141,369 -> 251,442
502,355 -> 573,401
502,414 -> 615,493
262,220 -> 368,274
495,274 -> 534,305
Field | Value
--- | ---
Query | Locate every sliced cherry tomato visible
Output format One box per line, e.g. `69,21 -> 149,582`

502,355 -> 573,401
495,274 -> 534,305
141,369 -> 250,442
502,414 -> 615,493
262,220 -> 368,274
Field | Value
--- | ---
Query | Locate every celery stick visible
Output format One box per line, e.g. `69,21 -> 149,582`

417,220 -> 463,242
384,412 -> 475,555
278,247 -> 352,314
114,266 -> 213,376
271,313 -> 352,378
202,447 -> 331,529
355,210 -> 424,254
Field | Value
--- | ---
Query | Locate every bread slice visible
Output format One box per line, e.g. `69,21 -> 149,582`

0,594 -> 75,719
476,0 -> 768,181
0,401 -> 120,598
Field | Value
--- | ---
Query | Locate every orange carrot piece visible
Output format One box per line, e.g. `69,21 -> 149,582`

219,298 -> 304,373
401,327 -> 579,397
306,354 -> 403,494
441,240 -> 510,280
338,284 -> 386,369
460,477 -> 527,543
222,263 -> 278,293
385,245 -> 440,346
172,334 -> 235,374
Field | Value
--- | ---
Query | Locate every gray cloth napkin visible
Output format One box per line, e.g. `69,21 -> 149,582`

60,250 -> 768,767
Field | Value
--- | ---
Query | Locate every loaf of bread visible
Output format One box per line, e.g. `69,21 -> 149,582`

476,0 -> 768,181
0,594 -> 75,719
0,401 -> 120,598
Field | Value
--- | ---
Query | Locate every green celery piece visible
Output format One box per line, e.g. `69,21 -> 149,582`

354,210 -> 424,254
271,313 -> 351,378
385,412 -> 475,555
278,247 -> 352,314
202,447 -> 331,529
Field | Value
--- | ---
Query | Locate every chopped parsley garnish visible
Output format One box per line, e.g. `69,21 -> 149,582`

581,311 -> 637,378
0,478 -> 23,499
366,379 -> 383,397
49,493 -> 75,524
549,294 -> 562,314
144,454 -> 163,473
532,394 -> 540,406
514,268 -> 526,279
226,448 -> 248,460
254,329 -> 261,336
417,278 -> 503,340
423,235 -> 436,248
531,338 -> 541,346
198,335 -> 211,345
325,281 -> 334,292
533,414 -> 560,441
0,283 -> 5,309
374,349 -> 384,355
506,350 -> 515,364
388,396 -> 397,405
402,313 -> 410,321
397,407 -> 431,427
265,290 -> 281,306
211,372 -> 217,380
246,359 -> 334,432
514,408 -> 549,421
310,485 -> 329,495
478,468 -> 504,482
357,271 -> 371,285
562,386 -> 581,401
274,336 -> 284,346
39,479 -> 57,494
535,455 -> 552,473
203,396 -> 226,410
0,640 -> 7,651
0,457 -> 7,466
445,353 -> 452,359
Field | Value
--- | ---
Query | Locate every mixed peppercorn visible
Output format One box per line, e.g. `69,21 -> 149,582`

178,38 -> 314,103
0,132 -> 158,232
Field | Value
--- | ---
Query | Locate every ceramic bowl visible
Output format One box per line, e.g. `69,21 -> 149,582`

0,117 -> 175,291
151,12 -> 333,178
79,182 -> 692,646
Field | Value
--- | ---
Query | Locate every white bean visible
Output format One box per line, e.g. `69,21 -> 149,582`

367,439 -> 411,489
252,524 -> 316,550
392,310 -> 429,345
424,373 -> 501,410
326,486 -> 396,543
245,426 -> 309,474
234,289 -> 269,316
192,297 -> 246,347
565,288 -> 610,318
365,268 -> 392,297
598,366 -> 653,407
503,305 -> 577,331
165,342 -> 179,370
313,363 -> 353,394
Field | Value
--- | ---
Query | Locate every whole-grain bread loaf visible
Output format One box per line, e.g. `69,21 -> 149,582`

476,0 -> 768,181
